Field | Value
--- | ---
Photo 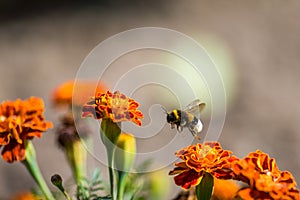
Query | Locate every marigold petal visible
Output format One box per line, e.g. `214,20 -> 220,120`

213,168 -> 236,179
169,162 -> 188,175
238,188 -> 258,200
213,179 -> 240,200
25,131 -> 43,139
233,150 -> 300,199
174,169 -> 202,189
12,192 -> 39,200
0,97 -> 52,163
82,90 -> 143,126
2,141 -> 25,163
52,80 -> 107,107
135,111 -> 144,118
0,132 -> 11,145
169,142 -> 238,190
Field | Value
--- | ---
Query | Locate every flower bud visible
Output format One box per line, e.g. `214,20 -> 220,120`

114,133 -> 136,172
51,174 -> 63,190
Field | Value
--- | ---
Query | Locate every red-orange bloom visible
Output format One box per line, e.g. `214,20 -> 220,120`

173,179 -> 240,200
51,80 -> 107,107
169,142 -> 239,189
233,150 -> 300,200
82,91 -> 143,126
11,192 -> 39,200
212,178 -> 240,200
0,97 -> 53,163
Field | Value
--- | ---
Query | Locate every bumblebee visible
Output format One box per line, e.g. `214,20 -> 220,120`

164,99 -> 205,140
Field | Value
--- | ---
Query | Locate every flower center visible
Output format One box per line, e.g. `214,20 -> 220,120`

0,115 -> 6,122
198,145 -> 214,158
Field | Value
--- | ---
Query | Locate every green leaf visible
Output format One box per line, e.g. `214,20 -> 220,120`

195,172 -> 214,200
91,168 -> 101,182
92,181 -> 103,186
76,168 -> 107,200
93,196 -> 112,200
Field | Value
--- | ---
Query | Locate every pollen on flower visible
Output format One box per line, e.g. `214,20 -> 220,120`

169,142 -> 238,189
82,91 -> 143,126
0,116 -> 6,122
0,97 -> 53,163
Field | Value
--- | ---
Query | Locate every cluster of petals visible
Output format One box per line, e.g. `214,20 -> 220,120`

0,97 -> 53,163
51,80 -> 106,107
82,91 -> 143,126
232,150 -> 300,200
11,192 -> 38,200
169,142 -> 238,189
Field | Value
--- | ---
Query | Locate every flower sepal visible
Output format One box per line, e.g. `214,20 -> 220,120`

100,118 -> 121,148
195,172 -> 214,200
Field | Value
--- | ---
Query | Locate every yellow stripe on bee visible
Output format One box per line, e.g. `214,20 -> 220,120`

173,109 -> 179,119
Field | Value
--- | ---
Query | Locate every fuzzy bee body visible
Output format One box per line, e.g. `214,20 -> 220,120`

165,100 -> 205,140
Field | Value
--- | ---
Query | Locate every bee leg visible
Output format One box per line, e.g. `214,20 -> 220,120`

193,134 -> 201,140
188,127 -> 201,140
177,125 -> 183,132
171,123 -> 175,129
192,132 -> 201,140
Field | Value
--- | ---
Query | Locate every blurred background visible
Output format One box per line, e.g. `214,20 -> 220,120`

0,0 -> 300,199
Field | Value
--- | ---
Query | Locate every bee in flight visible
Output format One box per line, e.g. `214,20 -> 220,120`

163,99 -> 206,140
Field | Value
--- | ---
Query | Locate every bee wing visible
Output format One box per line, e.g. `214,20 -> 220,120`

183,99 -> 206,116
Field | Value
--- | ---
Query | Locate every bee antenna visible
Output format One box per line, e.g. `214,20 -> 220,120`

161,106 -> 168,114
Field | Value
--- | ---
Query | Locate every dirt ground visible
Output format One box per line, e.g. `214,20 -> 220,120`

0,0 -> 300,198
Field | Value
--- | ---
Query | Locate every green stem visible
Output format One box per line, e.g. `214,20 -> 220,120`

116,171 -> 127,200
22,141 -> 55,200
63,191 -> 72,200
107,147 -> 116,200
100,118 -> 121,200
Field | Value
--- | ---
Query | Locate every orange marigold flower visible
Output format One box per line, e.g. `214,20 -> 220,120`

11,192 -> 39,200
212,178 -> 240,200
0,97 -> 53,163
51,80 -> 107,107
173,179 -> 240,200
233,150 -> 300,200
82,91 -> 143,126
169,142 -> 239,189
